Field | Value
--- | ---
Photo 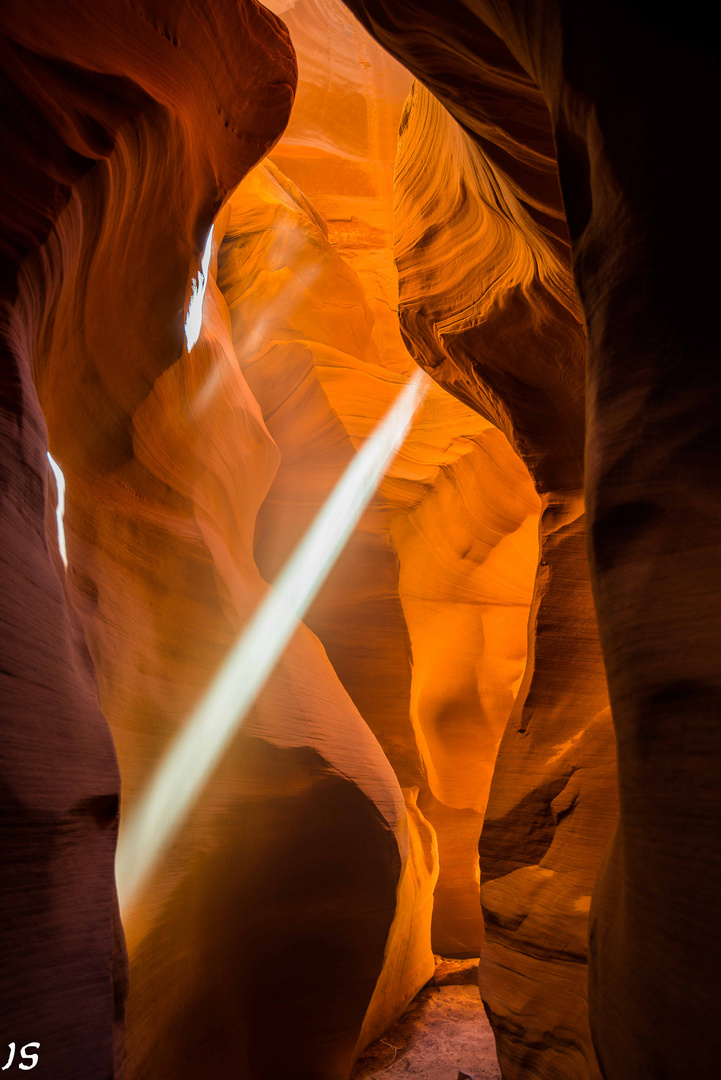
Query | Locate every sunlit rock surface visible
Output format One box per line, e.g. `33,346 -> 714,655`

0,1 -> 293,1076
342,0 -> 721,1077
218,155 -> 540,967
264,0 -> 413,373
391,76 -> 617,1080
15,125 -> 425,1080
7,0 -> 714,1077
244,0 -> 542,962
4,2 -> 541,1074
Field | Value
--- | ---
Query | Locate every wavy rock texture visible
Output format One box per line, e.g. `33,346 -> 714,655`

15,123 -> 420,1079
264,0 -> 413,374
13,90 -> 422,1080
338,1 -> 618,1072
342,0 -> 721,1077
4,3 -> 541,1077
7,1 -> 710,1078
392,77 -> 616,1080
218,155 -> 541,966
246,0 -> 542,960
1,0 -> 294,1076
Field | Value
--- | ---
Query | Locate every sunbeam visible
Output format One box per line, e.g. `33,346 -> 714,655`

116,369 -> 429,914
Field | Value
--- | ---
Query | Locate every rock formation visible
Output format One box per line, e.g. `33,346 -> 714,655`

237,0 -> 542,960
217,151 -> 540,963
2,0 -> 542,1076
340,0 -> 721,1077
264,0 -> 413,371
391,74 -> 617,1080
1,0 -> 295,1076
3,0 -> 719,1078
11,65 -> 426,1080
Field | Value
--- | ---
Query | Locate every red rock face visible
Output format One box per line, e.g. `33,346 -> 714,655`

5,1 -> 718,1079
392,76 -> 616,1080
338,0 -> 721,1077
1,1 -> 295,1076
230,1 -> 541,963
4,1 -> 539,1075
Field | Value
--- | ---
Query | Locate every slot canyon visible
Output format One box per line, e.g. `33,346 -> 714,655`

0,0 -> 719,1078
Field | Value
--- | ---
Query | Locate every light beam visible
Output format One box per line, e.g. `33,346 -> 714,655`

116,369 -> 428,914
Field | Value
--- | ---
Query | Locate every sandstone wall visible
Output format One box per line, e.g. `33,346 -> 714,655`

218,154 -> 541,961
14,135 -> 428,1080
1,0 -> 294,1075
226,0 -> 544,959
3,2 -> 542,1074
342,0 -> 721,1076
5,2 -> 711,1077
392,76 -> 617,1080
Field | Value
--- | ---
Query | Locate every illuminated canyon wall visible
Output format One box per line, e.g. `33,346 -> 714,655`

0,1 -> 292,1076
2,0 -> 540,1077
392,78 -> 617,1080
340,0 -> 721,1078
241,0 -> 542,959
2,1 -> 719,1079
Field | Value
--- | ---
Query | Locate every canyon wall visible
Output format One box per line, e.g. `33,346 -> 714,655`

393,75 -> 616,1080
217,152 -> 541,961
265,0 -> 413,373
0,0 -> 294,1075
342,0 -> 721,1077
5,1 -> 717,1078
255,0 -> 543,958
11,75 -> 427,1080
3,1 -> 541,1076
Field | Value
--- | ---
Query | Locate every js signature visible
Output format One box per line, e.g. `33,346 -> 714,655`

1,1044 -> 39,1071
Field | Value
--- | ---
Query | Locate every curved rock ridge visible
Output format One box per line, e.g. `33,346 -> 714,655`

251,2 -> 546,961
391,77 -> 617,1080
13,118 -> 430,1080
264,0 -> 413,375
394,80 -> 582,497
8,2 -> 710,1078
1,1 -> 295,1077
3,0 -> 542,1070
217,158 -> 540,961
12,118 -> 538,1073
392,433 -> 541,958
343,1 -> 721,1078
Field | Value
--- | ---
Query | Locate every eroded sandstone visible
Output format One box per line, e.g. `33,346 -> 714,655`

1,0 -> 295,1075
4,3 -> 542,1073
4,1 -> 715,1078
391,76 -> 616,1080
341,0 -> 721,1076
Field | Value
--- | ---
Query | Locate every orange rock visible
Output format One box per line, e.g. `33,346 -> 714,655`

342,0 -> 721,1076
10,2 -> 711,1078
22,164 -> 426,1078
220,3 -> 542,973
264,0 -> 413,373
1,0 -> 295,1076
391,68 -> 617,1080
217,154 -> 538,968
5,0 -> 540,1069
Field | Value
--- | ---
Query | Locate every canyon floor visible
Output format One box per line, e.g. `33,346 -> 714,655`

352,959 -> 501,1080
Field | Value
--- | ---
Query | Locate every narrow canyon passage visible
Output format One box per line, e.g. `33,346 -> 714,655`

1,2 -> 719,1080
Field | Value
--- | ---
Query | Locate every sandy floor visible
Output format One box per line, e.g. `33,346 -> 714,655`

352,960 -> 501,1080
